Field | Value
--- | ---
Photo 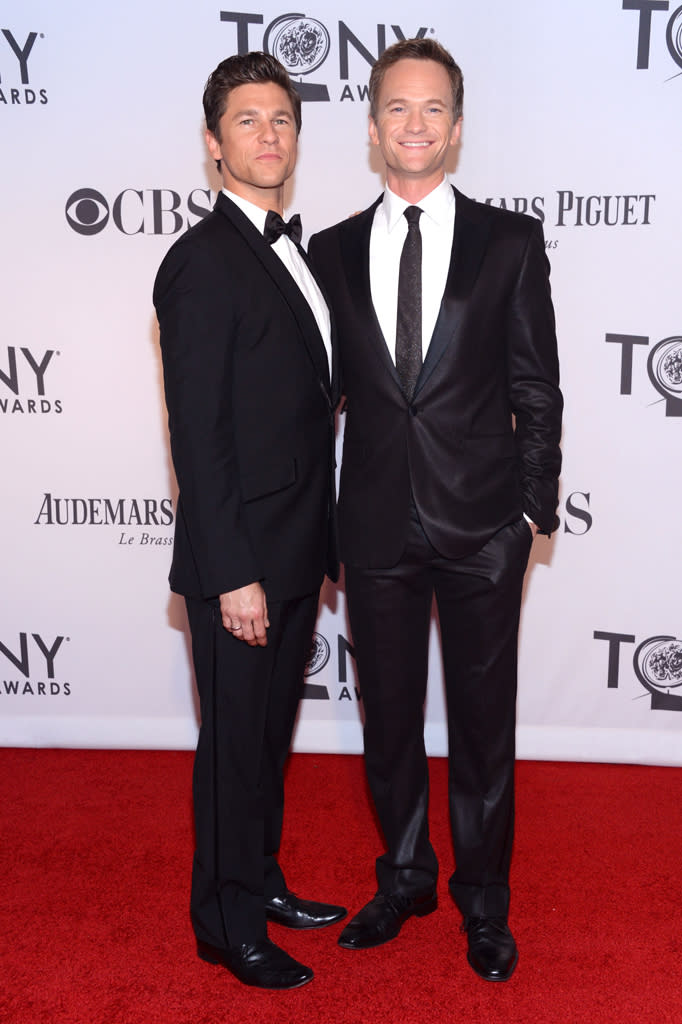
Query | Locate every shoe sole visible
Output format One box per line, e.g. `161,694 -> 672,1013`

266,911 -> 347,930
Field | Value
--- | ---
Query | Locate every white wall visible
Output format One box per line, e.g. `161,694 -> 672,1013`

2,1 -> 681,763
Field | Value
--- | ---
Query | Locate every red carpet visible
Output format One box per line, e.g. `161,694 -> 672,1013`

2,748 -> 681,1024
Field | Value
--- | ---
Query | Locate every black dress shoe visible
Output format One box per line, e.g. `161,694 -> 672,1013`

337,889 -> 437,949
197,937 -> 313,989
265,890 -> 347,929
463,917 -> 518,981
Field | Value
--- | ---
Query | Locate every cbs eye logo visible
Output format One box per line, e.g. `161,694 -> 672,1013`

64,187 -> 212,236
65,188 -> 109,235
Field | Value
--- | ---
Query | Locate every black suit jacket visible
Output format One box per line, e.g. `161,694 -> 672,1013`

154,192 -> 339,602
309,188 -> 562,568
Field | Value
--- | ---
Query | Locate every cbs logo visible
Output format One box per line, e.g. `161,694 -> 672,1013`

65,188 -> 213,236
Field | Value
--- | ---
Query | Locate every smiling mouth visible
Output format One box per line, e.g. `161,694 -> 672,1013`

399,141 -> 432,148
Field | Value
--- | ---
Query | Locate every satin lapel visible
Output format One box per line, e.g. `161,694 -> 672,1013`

215,193 -> 331,398
340,197 -> 402,390
414,188 -> 491,399
296,241 -> 338,404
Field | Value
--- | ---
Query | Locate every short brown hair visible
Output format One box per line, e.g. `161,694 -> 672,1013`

203,51 -> 302,140
368,38 -> 463,122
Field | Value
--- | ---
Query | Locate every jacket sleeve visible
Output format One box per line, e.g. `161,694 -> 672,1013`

153,235 -> 262,597
506,219 -> 563,534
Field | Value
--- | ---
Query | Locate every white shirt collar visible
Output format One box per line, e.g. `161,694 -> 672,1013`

382,176 -> 455,232
222,188 -> 269,234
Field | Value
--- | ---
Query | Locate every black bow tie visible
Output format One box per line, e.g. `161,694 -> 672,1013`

263,210 -> 302,246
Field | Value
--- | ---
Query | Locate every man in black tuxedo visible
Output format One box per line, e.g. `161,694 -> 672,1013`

154,52 -> 345,990
309,39 -> 562,981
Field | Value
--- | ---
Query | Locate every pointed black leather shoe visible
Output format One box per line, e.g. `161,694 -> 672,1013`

197,937 -> 313,989
463,916 -> 518,981
265,890 -> 347,929
337,889 -> 437,949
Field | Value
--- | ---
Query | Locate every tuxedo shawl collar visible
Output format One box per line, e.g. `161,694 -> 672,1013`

339,186 -> 491,400
215,192 -> 333,403
296,241 -> 341,408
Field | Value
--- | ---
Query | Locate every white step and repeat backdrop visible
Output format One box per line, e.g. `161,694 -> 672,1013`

2,1 -> 680,763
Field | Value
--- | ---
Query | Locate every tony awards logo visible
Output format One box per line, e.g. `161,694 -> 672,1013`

595,630 -> 682,711
303,631 -> 331,701
606,332 -> 682,416
623,1 -> 682,76
634,636 -> 682,710
305,632 -> 330,676
648,336 -> 682,415
266,14 -> 330,99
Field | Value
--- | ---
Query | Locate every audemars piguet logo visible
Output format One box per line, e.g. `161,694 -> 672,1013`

479,192 -> 655,227
34,494 -> 174,547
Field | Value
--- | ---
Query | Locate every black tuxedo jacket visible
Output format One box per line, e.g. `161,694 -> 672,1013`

154,191 -> 339,602
309,187 -> 562,568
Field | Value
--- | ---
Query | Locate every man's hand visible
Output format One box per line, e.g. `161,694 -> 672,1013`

219,583 -> 269,647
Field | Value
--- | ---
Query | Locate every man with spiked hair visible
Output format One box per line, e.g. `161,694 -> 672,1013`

310,38 -> 562,981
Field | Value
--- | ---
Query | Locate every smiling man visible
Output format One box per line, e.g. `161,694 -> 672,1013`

153,52 -> 344,990
309,38 -> 562,981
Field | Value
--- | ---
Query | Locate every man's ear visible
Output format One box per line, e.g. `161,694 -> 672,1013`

450,117 -> 463,147
368,116 -> 379,147
205,129 -> 221,162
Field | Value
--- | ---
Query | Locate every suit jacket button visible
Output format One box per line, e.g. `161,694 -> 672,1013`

410,405 -> 419,416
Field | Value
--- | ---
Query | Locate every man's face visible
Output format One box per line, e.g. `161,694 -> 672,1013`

206,81 -> 298,208
369,58 -> 461,195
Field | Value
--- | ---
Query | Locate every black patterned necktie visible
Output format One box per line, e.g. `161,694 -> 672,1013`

395,205 -> 423,401
263,210 -> 302,246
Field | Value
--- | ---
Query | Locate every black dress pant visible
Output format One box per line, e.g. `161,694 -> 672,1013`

185,589 -> 319,947
345,509 -> 532,919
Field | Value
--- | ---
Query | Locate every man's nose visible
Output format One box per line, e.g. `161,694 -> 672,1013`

259,121 -> 278,143
404,110 -> 426,133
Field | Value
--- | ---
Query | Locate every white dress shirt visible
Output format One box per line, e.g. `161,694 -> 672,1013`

223,189 -> 332,377
369,176 -> 455,363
